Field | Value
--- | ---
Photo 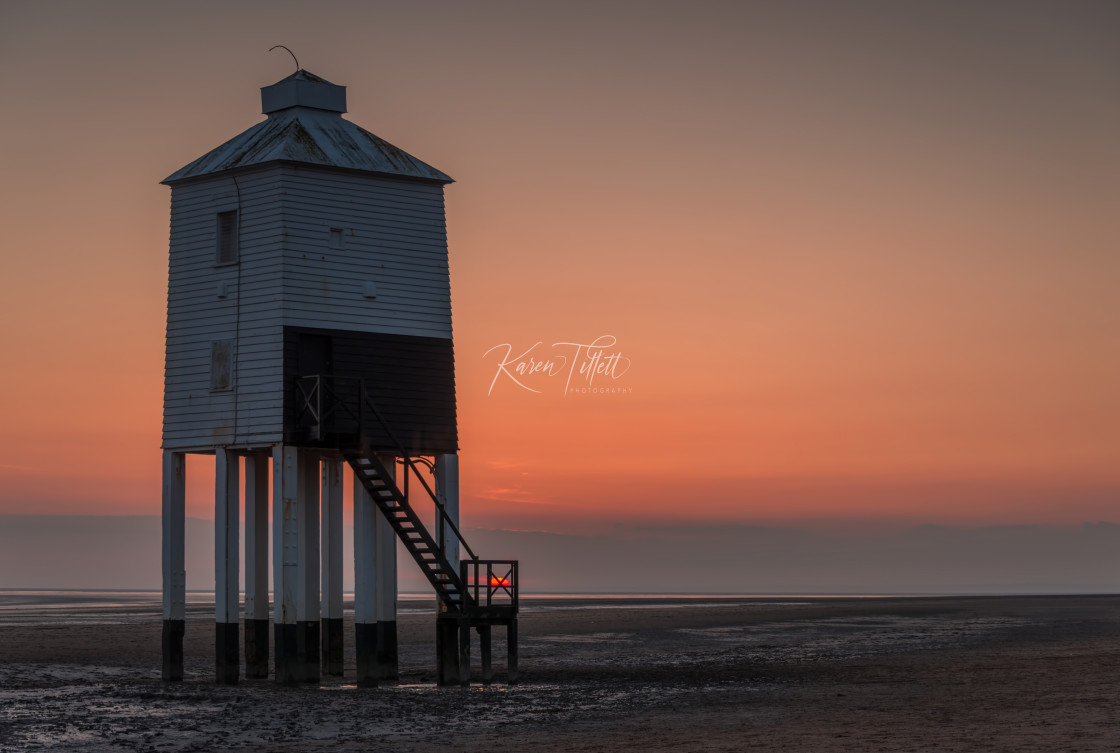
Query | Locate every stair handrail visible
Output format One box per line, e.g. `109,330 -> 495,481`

299,374 -> 478,563
355,378 -> 478,562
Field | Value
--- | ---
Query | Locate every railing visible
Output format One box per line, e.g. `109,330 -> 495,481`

461,559 -> 519,613
295,375 -> 322,438
294,374 -> 368,441
294,374 -> 481,575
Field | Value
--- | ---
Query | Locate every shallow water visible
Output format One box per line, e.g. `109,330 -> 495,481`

0,589 -> 889,626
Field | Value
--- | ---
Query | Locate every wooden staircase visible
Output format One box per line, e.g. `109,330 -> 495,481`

342,440 -> 467,612
296,374 -> 519,625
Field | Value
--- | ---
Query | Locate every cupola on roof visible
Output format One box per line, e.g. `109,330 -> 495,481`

261,69 -> 347,113
162,70 -> 452,185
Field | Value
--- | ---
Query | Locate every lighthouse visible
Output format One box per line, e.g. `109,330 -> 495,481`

160,69 -> 518,686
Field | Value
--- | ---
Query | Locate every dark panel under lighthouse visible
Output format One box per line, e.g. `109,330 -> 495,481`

283,326 -> 458,455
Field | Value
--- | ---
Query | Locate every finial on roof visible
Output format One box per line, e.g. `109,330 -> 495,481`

269,45 -> 300,74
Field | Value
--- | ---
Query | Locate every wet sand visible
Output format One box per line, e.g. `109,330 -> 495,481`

1,595 -> 1118,751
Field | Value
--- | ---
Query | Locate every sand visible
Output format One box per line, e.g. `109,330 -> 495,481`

1,595 -> 1118,751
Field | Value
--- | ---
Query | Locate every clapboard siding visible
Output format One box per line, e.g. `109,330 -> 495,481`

280,166 -> 453,340
163,166 -> 286,449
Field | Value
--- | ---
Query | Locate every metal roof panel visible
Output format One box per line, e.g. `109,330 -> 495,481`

163,71 -> 452,185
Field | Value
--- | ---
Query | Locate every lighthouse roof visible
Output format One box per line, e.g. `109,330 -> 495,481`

162,70 -> 452,185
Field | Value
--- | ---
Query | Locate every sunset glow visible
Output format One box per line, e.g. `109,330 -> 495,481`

0,1 -> 1116,542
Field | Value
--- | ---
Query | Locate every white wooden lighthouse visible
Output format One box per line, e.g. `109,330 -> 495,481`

160,69 -> 518,686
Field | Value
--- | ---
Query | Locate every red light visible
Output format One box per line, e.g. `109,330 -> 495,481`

489,576 -> 510,588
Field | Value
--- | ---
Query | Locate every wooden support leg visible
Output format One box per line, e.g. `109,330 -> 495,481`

244,453 -> 270,679
459,619 -> 471,688
374,453 -> 399,682
273,445 -> 299,684
507,620 -> 519,685
298,452 -> 321,683
434,455 -> 460,593
162,451 -> 186,682
354,467 -> 378,687
161,619 -> 184,682
376,620 -> 398,683
436,619 -> 460,686
479,626 -> 493,685
434,455 -> 462,687
320,458 -> 344,677
215,448 -> 240,685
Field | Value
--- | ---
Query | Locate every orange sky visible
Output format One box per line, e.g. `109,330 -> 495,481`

0,1 -> 1117,532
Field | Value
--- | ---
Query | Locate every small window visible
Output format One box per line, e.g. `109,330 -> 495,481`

217,211 -> 239,264
210,340 -> 233,391
329,228 -> 343,250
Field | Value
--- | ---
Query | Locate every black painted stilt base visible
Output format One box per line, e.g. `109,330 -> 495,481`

296,621 -> 320,682
507,620 -> 519,685
244,619 -> 270,679
436,620 -> 460,686
215,621 -> 240,685
458,619 -> 471,687
478,626 -> 493,685
376,620 -> 399,681
355,622 -> 378,687
321,617 -> 344,677
274,623 -> 298,684
162,619 -> 184,682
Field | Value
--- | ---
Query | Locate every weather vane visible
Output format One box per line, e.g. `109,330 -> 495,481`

269,45 -> 300,73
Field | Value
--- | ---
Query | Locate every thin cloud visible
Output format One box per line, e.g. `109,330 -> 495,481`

473,487 -> 556,506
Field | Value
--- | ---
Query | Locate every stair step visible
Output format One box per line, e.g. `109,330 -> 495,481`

342,451 -> 494,608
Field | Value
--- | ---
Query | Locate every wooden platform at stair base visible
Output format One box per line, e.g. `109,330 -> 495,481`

436,611 -> 518,687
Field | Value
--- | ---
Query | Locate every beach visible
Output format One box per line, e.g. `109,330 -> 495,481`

1,594 -> 1118,751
